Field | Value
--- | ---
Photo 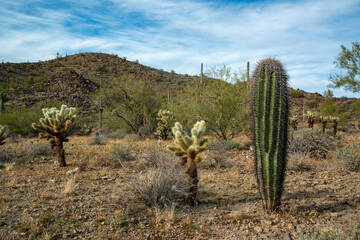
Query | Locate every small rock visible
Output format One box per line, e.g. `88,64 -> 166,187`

254,226 -> 262,233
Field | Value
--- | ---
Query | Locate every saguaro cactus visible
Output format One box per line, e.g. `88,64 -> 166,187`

32,105 -> 76,167
167,121 -> 208,205
251,58 -> 289,213
155,109 -> 175,140
305,111 -> 316,129
319,116 -> 329,134
329,116 -> 339,136
0,125 -> 7,145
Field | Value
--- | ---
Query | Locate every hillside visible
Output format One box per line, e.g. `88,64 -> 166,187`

0,53 -> 358,118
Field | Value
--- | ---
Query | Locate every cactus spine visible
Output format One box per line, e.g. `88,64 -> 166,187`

32,105 -> 76,167
155,109 -> 175,140
251,58 -> 289,213
167,121 -> 208,205
0,125 -> 8,145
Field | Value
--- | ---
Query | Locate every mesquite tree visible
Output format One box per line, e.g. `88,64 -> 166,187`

251,58 -> 289,213
32,105 -> 76,167
167,121 -> 208,205
0,125 -> 7,145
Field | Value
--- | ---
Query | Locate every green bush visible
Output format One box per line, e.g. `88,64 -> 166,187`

110,142 -> 140,162
290,89 -> 304,98
289,128 -> 334,159
333,143 -> 360,171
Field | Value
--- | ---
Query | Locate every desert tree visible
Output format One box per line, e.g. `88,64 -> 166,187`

329,42 -> 360,93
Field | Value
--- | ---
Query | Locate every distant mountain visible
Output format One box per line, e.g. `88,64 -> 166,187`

0,52 -> 358,118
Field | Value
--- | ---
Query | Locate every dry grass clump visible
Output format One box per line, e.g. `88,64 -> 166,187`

289,128 -> 334,159
126,156 -> 187,208
87,134 -> 108,145
0,148 -> 14,167
141,142 -> 174,167
287,149 -> 312,171
26,142 -> 54,158
110,142 -> 140,162
333,143 -> 360,171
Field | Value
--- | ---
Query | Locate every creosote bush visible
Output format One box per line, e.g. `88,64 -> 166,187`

289,128 -> 334,159
88,134 -> 108,145
110,142 -> 139,162
333,143 -> 360,171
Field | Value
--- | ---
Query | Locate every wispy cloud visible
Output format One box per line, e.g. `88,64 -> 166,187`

1,0 -> 359,97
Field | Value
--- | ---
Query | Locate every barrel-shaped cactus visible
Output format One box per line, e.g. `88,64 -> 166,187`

167,120 -> 208,205
0,125 -> 8,145
32,105 -> 76,167
155,109 -> 175,140
250,58 -> 289,213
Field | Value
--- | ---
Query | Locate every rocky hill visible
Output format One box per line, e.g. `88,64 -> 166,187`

0,52 -> 358,117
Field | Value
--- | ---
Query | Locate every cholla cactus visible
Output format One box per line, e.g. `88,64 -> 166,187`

155,109 -> 175,140
304,111 -> 316,129
319,116 -> 329,134
289,116 -> 299,141
167,120 -> 208,205
0,125 -> 8,145
329,116 -> 340,136
0,92 -> 9,113
32,105 -> 76,167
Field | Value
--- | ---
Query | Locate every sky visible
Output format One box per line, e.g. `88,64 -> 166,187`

0,0 -> 359,97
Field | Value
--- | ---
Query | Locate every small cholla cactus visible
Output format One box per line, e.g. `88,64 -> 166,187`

167,120 -> 208,205
289,116 -> 299,141
329,116 -> 340,136
155,109 -> 175,140
0,125 -> 8,145
32,105 -> 76,167
319,116 -> 329,134
304,111 -> 316,129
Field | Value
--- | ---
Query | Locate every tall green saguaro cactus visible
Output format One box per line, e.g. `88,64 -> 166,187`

167,121 -> 208,205
251,58 -> 289,213
0,125 -> 8,145
32,105 -> 76,167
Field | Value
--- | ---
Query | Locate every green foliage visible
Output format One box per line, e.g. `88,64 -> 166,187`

0,125 -> 7,145
351,100 -> 360,116
333,143 -> 360,171
0,92 -> 9,113
170,65 -> 248,140
329,42 -> 360,93
318,101 -> 339,116
290,89 -> 304,98
251,57 -> 289,213
155,109 -> 175,140
289,128 -> 334,159
110,142 -> 140,162
102,76 -> 163,136
322,89 -> 334,98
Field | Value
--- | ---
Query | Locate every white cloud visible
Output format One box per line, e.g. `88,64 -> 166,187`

0,0 -> 359,97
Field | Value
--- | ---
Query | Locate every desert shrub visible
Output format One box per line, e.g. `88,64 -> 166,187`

123,133 -> 141,142
333,143 -> 360,171
127,158 -> 187,208
208,139 -> 240,151
351,100 -> 360,116
289,128 -> 334,159
110,142 -> 140,162
318,101 -> 349,122
290,89 -> 304,98
26,142 -> 54,158
87,135 -> 108,145
103,129 -> 127,139
287,149 -> 312,171
0,148 -> 13,166
141,142 -> 174,167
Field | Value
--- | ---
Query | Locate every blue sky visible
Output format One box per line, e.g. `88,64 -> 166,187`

1,0 -> 359,97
